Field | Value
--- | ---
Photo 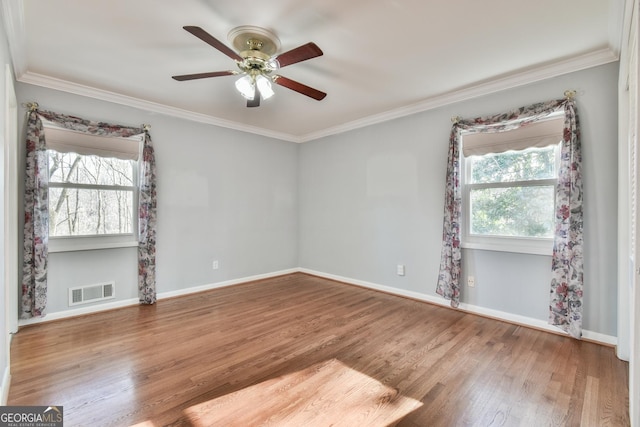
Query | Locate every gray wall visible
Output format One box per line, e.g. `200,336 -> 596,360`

298,62 -> 619,336
16,83 -> 299,313
13,62 -> 619,338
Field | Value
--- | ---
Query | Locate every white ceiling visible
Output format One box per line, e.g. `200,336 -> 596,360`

3,0 -> 624,142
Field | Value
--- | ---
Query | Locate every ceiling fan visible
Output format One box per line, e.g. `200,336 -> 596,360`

172,25 -> 327,107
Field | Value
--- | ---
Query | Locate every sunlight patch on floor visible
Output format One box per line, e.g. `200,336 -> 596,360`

183,358 -> 422,426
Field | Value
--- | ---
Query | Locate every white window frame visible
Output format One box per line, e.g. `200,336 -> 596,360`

45,128 -> 142,253
461,142 -> 560,256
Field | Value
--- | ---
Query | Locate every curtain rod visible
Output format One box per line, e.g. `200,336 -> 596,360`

22,101 -> 151,132
450,89 -> 577,124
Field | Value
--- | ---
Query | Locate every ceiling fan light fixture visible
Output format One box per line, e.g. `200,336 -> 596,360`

235,75 -> 255,100
174,26 -> 326,107
256,75 -> 274,100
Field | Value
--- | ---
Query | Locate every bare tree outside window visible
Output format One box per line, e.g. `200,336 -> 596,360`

48,151 -> 135,237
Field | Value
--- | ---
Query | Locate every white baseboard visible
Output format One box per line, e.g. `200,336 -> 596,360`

157,268 -> 299,300
19,297 -> 140,327
1,365 -> 10,405
16,267 -> 617,347
298,268 -> 617,347
18,268 -> 299,327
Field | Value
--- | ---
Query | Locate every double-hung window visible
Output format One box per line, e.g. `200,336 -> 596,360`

461,115 -> 564,255
45,126 -> 142,252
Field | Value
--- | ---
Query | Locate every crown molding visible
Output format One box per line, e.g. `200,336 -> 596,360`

19,47 -> 618,144
17,72 -> 301,142
4,0 -> 619,144
298,47 -> 619,143
2,0 -> 295,142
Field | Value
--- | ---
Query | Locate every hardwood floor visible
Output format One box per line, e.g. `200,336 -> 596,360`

8,273 -> 629,426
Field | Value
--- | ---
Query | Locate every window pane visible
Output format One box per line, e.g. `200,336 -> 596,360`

470,186 -> 554,238
49,187 -> 134,236
470,145 -> 557,184
48,151 -> 133,186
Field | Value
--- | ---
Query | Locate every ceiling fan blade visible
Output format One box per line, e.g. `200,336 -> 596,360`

247,86 -> 260,107
183,26 -> 243,62
274,42 -> 323,68
273,75 -> 326,101
172,71 -> 236,81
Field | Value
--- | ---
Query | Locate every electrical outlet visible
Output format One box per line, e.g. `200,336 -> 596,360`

467,276 -> 475,287
212,260 -> 219,270
397,264 -> 405,276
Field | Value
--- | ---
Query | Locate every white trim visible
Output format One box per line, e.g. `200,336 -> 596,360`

0,2 -> 620,143
15,267 -> 617,347
17,72 -> 300,143
156,268 -> 299,299
17,268 -> 299,327
18,296 -> 140,327
300,48 -> 619,143
298,268 -> 617,347
3,63 -> 18,407
48,236 -> 138,253
461,241 -> 553,256
1,365 -> 10,405
461,143 -> 559,256
9,48 -> 616,144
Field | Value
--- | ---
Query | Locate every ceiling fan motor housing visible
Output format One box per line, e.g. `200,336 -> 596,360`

228,26 -> 281,76
239,43 -> 276,74
228,26 -> 281,55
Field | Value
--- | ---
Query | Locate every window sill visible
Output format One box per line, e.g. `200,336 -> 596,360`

49,237 -> 138,253
461,240 -> 553,256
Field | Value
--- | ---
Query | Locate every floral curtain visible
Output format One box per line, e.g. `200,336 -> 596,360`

436,97 -> 583,338
21,108 -> 157,318
549,101 -> 583,338
21,111 -> 49,318
435,125 -> 462,307
138,130 -> 157,304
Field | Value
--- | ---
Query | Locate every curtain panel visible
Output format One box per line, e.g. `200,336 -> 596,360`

436,97 -> 583,338
21,111 -> 49,318
549,101 -> 583,338
435,125 -> 462,307
21,109 -> 157,318
138,131 -> 157,304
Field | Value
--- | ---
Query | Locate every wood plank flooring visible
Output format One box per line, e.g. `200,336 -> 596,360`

8,273 -> 629,426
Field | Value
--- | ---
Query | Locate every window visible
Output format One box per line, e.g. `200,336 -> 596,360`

461,116 -> 564,255
45,126 -> 142,252
48,152 -> 136,235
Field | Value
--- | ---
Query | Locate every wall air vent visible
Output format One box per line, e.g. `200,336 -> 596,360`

68,281 -> 115,306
